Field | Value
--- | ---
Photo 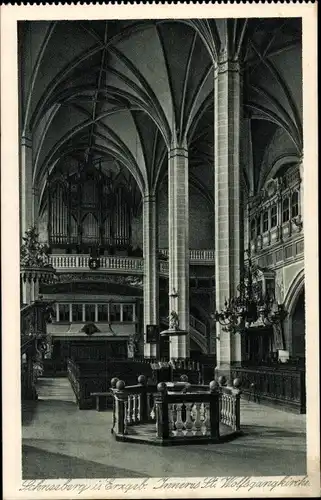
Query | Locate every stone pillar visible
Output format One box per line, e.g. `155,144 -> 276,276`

214,55 -> 244,375
143,194 -> 158,358
168,142 -> 190,359
20,133 -> 34,237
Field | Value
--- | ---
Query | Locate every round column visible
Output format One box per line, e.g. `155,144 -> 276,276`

214,54 -> 244,375
168,141 -> 190,359
143,194 -> 159,358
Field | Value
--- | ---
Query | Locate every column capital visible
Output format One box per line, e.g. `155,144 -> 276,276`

168,146 -> 188,160
143,194 -> 156,203
217,57 -> 240,75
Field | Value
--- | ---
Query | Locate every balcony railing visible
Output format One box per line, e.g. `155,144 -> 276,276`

250,223 -> 303,258
189,315 -> 207,337
49,255 -> 144,273
251,236 -> 304,270
159,249 -> 215,263
49,250 -> 215,274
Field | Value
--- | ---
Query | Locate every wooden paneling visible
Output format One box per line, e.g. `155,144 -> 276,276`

231,366 -> 306,413
67,358 -> 153,409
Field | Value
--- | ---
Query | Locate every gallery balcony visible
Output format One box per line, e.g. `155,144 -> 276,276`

48,249 -> 215,277
49,254 -> 144,274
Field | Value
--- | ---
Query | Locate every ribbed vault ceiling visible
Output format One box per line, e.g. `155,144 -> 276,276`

19,18 -> 302,208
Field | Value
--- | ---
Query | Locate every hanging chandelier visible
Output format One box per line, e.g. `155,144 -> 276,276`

214,251 -> 287,334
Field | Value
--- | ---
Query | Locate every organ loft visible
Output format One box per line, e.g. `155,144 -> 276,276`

46,157 -> 140,255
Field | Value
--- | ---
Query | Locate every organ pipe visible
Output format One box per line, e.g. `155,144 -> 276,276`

48,169 -> 134,249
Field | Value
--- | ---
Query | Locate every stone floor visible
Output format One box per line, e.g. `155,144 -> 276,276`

22,378 -> 307,479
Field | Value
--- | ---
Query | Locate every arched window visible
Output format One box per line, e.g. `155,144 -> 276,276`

271,205 -> 278,228
291,191 -> 299,218
282,197 -> 290,223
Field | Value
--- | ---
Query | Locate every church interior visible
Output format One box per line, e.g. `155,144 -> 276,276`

19,17 -> 306,478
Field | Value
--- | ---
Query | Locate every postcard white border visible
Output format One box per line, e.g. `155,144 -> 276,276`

1,2 -> 319,499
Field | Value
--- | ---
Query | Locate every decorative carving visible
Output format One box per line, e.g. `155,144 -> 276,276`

169,310 -> 179,330
88,257 -> 100,270
20,227 -> 50,267
128,332 -> 140,357
57,273 -> 143,287
275,271 -> 285,303
292,215 -> 303,231
80,322 -> 100,336
272,321 -> 285,351
265,179 -> 278,198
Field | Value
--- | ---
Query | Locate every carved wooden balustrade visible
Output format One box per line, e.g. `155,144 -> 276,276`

111,376 -> 242,445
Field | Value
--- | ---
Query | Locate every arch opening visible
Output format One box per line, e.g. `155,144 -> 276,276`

290,287 -> 305,360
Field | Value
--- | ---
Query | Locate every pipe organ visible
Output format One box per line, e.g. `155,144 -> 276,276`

47,164 -> 135,252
